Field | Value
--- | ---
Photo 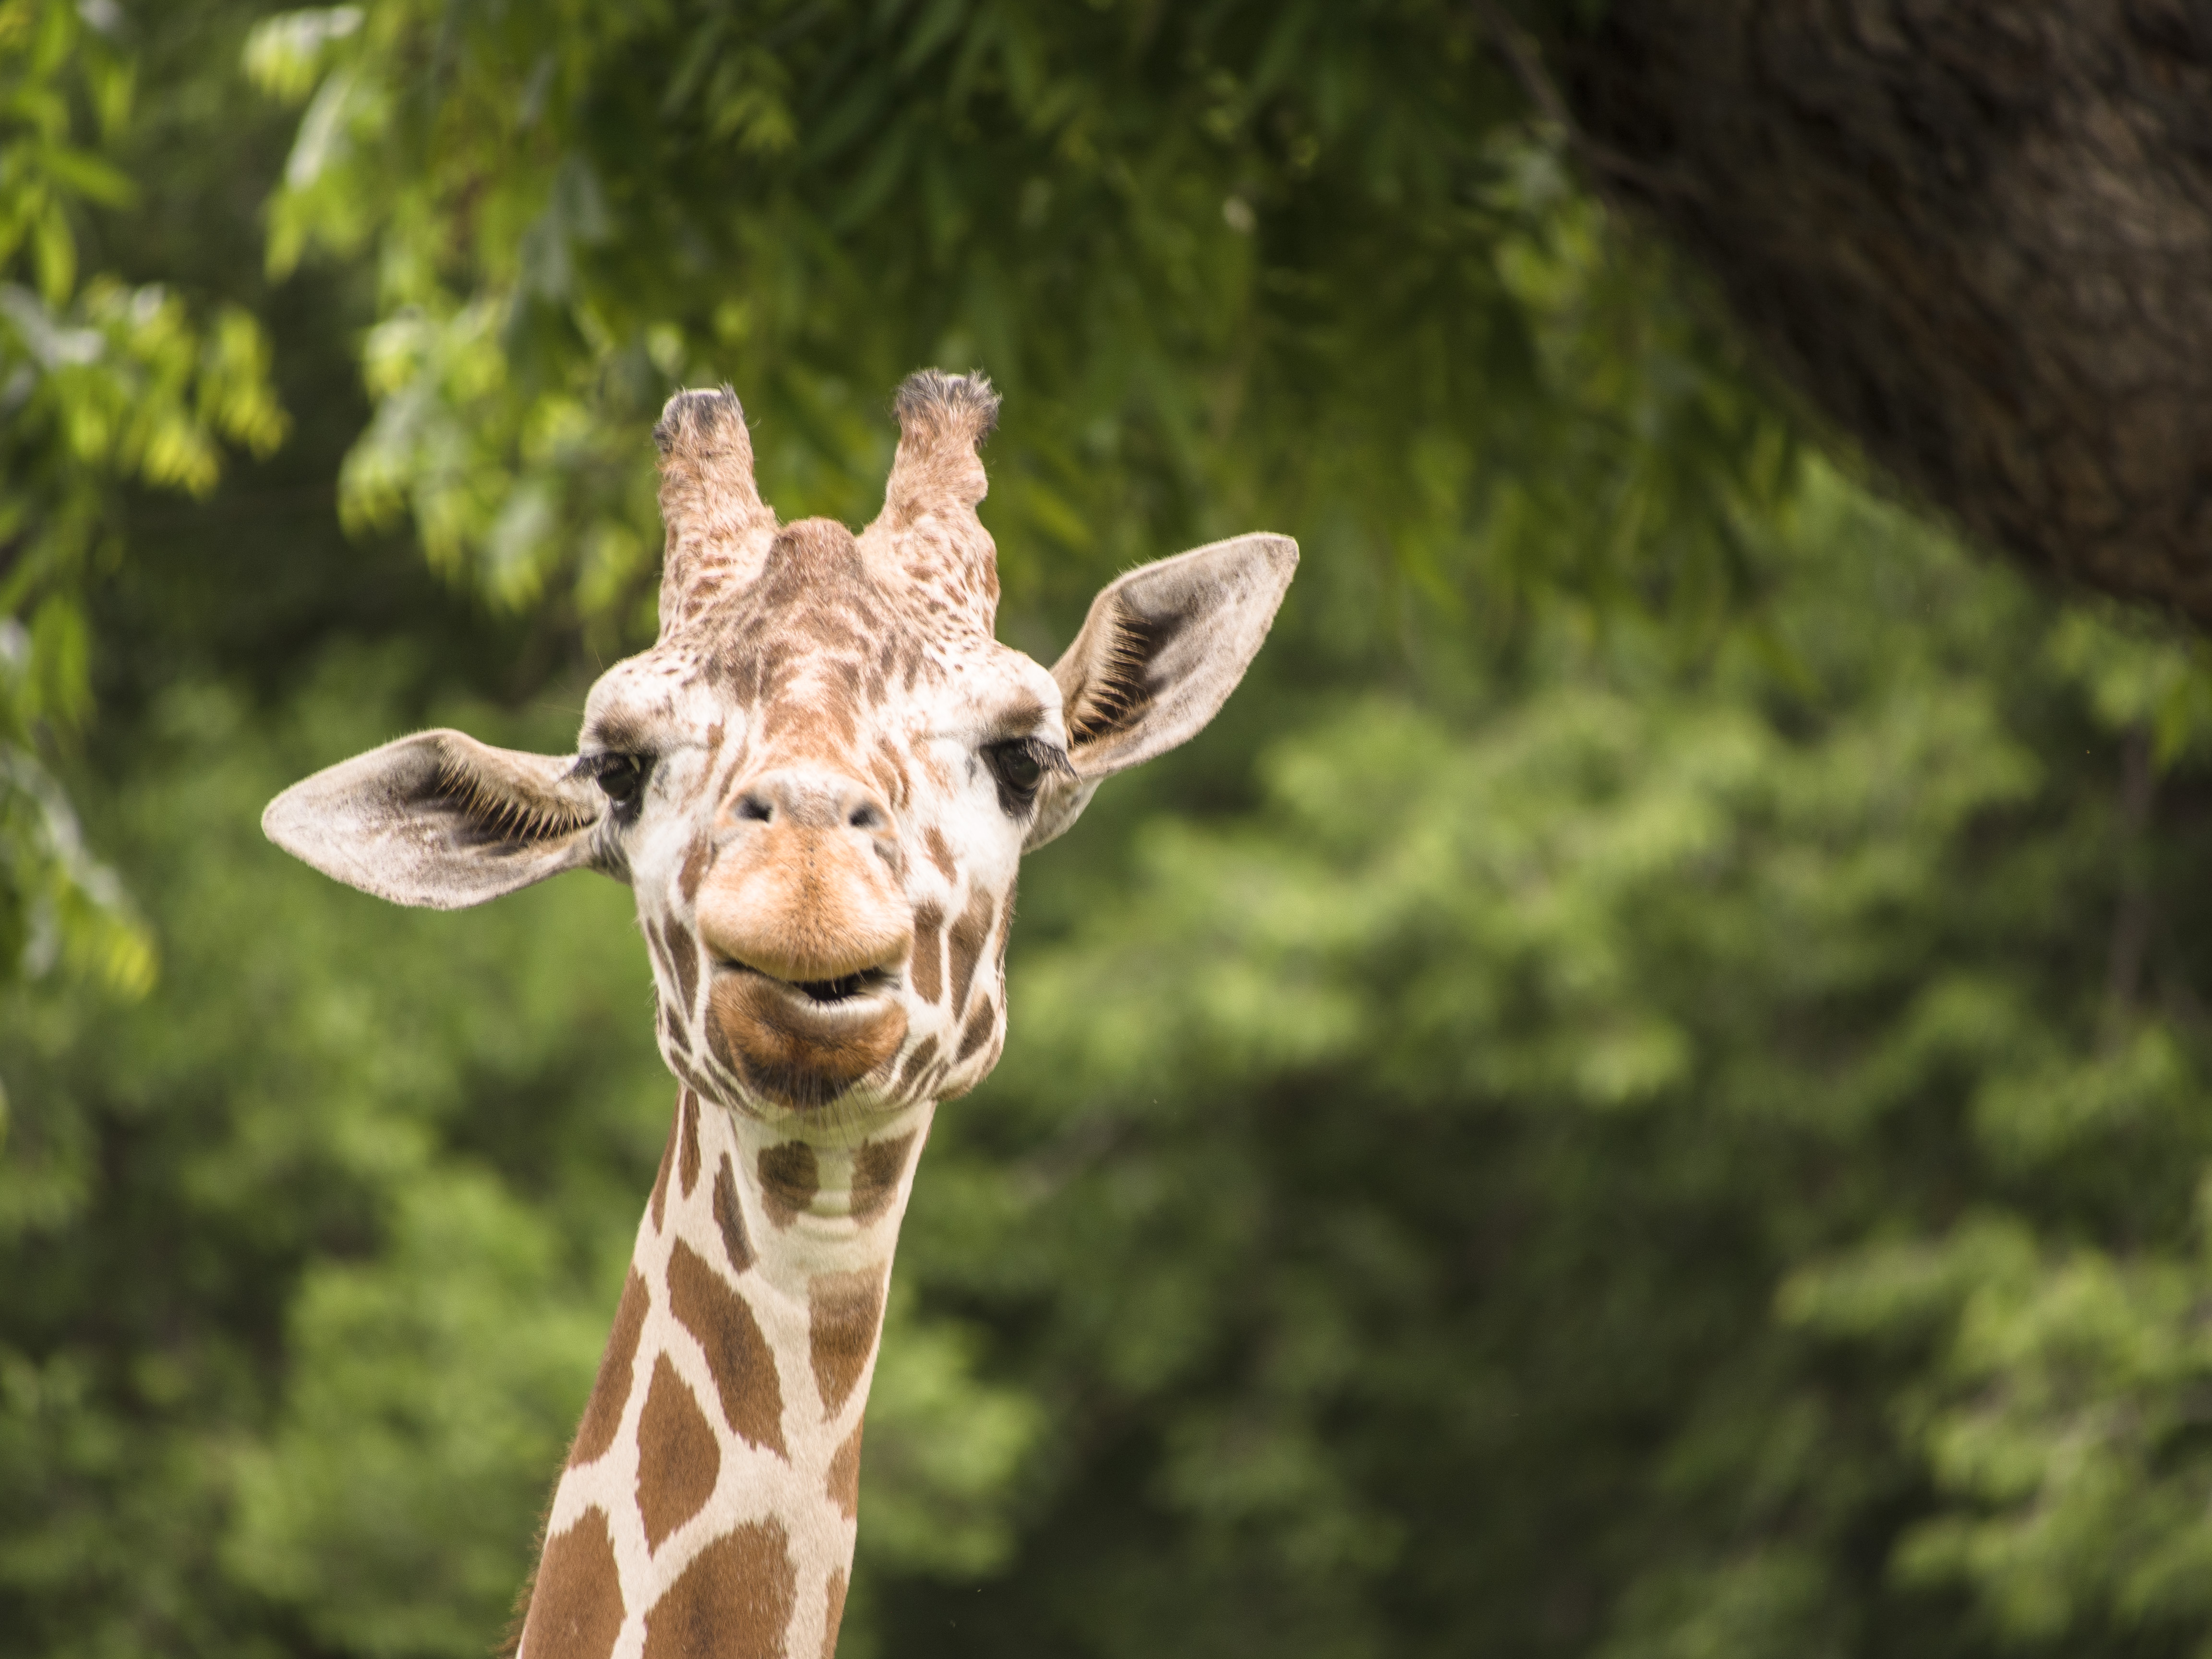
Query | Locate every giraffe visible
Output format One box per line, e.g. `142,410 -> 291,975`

261,370 -> 1295,1659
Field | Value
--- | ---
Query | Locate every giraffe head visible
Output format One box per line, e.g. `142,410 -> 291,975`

265,372 -> 1294,1125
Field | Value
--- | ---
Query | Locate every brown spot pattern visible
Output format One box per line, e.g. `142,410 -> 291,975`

955,998 -> 995,1063
661,1000 -> 692,1054
713,1152 -> 754,1274
866,754 -> 899,814
518,1506 -> 625,1659
923,825 -> 958,883
671,1054 -> 716,1105
757,1142 -> 820,1226
850,1132 -> 916,1225
893,1035 -> 938,1097
637,1355 -> 721,1551
993,882 -> 1016,974
663,917 -> 701,1015
821,1571 -> 849,1659
908,902 -> 944,1005
679,831 -> 712,903
570,1271 -> 648,1467
946,890 -> 993,1016
679,1089 -> 702,1198
666,1239 -> 786,1457
703,1009 -> 742,1083
826,1421 -> 864,1520
809,1267 -> 887,1418
639,1519 -> 796,1659
650,1104 -> 677,1233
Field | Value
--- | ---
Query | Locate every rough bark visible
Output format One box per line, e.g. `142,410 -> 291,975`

1551,1 -> 2212,624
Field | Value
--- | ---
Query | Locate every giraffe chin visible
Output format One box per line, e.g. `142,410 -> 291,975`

704,966 -> 910,1112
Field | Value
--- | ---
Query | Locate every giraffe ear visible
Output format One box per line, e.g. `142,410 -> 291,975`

263,730 -> 608,910
1028,531 -> 1297,850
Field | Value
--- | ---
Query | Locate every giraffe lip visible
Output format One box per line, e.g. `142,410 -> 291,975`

715,958 -> 898,1008
705,962 -> 911,1112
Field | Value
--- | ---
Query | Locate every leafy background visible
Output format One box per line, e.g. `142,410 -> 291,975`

9,4 -> 2212,1658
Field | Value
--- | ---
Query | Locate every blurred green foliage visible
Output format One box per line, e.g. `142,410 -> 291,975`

12,5 -> 2212,1659
243,0 -> 1791,651
0,0 -> 284,998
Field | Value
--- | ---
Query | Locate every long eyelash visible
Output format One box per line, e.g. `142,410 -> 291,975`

983,737 -> 1072,820
1033,739 -> 1077,781
570,753 -> 626,783
995,737 -> 1073,783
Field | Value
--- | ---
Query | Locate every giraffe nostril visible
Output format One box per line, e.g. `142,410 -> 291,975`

848,803 -> 885,831
736,794 -> 773,823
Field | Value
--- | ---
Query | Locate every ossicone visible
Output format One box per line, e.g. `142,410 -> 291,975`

654,385 -> 780,634
861,368 -> 1005,628
892,369 -> 1000,448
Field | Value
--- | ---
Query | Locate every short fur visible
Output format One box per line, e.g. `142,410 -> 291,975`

263,371 -> 1295,1659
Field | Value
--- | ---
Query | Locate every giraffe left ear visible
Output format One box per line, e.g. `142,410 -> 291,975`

1028,531 -> 1297,850
263,729 -> 608,909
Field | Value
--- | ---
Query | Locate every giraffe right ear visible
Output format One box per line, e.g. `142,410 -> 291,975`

263,730 -> 608,910
1030,531 -> 1297,849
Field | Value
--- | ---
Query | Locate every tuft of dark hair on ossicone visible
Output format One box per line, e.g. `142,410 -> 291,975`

255,369 -> 1298,1659
652,383 -> 743,459
892,369 -> 999,445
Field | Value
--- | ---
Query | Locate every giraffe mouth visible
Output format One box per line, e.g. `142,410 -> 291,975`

714,959 -> 898,1007
704,960 -> 911,1111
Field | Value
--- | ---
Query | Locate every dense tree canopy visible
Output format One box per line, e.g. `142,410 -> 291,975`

0,0 -> 282,996
9,6 -> 2212,1659
242,0 -> 1790,639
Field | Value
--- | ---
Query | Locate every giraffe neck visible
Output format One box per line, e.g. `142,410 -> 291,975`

517,1087 -> 933,1659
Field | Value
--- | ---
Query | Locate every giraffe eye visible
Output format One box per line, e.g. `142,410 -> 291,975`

982,737 -> 1065,816
586,753 -> 653,821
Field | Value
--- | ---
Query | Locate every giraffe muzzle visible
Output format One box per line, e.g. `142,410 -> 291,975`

694,776 -> 914,1109
703,963 -> 910,1111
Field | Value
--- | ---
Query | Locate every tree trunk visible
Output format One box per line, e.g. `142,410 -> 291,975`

1551,1 -> 2212,624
